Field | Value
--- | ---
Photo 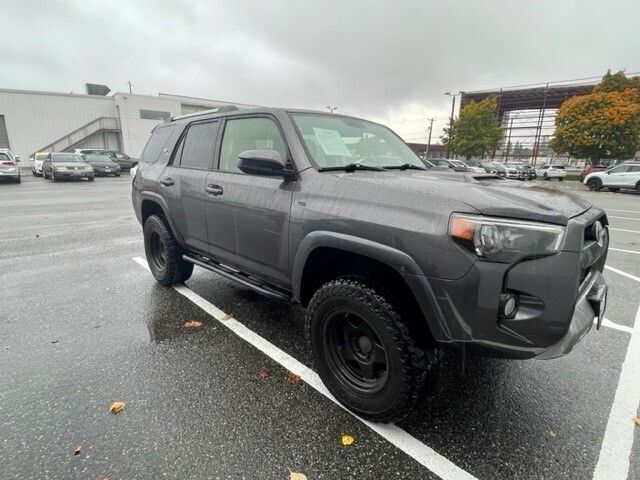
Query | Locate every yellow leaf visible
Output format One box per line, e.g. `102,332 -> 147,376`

286,372 -> 301,384
109,401 -> 126,414
73,445 -> 83,456
341,434 -> 355,446
290,472 -> 308,480
633,416 -> 640,426
182,320 -> 203,328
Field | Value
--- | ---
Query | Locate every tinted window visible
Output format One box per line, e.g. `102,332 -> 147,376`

176,121 -> 218,170
610,165 -> 629,174
140,125 -> 175,164
219,117 -> 286,173
626,165 -> 640,172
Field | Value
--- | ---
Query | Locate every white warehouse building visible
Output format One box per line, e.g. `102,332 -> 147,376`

0,85 -> 246,166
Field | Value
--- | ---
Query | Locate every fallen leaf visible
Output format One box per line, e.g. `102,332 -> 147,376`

549,430 -> 556,437
259,369 -> 271,379
74,445 -> 83,456
286,372 -> 301,384
341,434 -> 355,446
109,401 -> 126,414
182,320 -> 203,328
220,313 -> 232,321
633,416 -> 640,426
290,472 -> 308,480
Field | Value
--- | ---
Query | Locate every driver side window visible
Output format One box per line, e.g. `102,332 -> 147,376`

218,117 -> 286,173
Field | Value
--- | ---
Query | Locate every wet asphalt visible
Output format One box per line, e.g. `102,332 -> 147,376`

1,174 -> 638,480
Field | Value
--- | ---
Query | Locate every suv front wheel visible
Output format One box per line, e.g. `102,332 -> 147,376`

143,215 -> 194,285
587,178 -> 602,191
306,278 -> 441,423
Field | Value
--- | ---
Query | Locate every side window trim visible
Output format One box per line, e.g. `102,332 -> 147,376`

214,114 -> 294,175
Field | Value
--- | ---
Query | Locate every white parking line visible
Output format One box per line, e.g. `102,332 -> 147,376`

609,227 -> 640,234
608,215 -> 640,221
605,265 -> 640,284
132,257 -> 477,480
609,247 -> 640,255
593,305 -> 640,480
598,318 -> 636,335
606,208 -> 640,214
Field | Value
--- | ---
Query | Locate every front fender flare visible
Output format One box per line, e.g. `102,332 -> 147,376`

292,231 -> 452,342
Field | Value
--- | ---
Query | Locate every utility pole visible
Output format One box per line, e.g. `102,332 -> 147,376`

425,118 -> 434,158
126,80 -> 134,94
326,106 -> 338,114
444,91 -> 461,158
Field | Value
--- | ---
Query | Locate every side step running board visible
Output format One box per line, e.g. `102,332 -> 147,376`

182,254 -> 293,303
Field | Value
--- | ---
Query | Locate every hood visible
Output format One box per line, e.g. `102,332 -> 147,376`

328,170 -> 591,225
54,162 -> 89,168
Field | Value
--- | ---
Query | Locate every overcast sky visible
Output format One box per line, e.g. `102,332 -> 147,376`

1,0 -> 638,142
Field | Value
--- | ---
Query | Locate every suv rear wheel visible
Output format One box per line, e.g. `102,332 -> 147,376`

587,178 -> 602,191
305,278 -> 441,423
143,215 -> 194,285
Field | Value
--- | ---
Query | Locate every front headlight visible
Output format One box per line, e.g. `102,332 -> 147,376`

53,165 -> 66,171
449,214 -> 566,262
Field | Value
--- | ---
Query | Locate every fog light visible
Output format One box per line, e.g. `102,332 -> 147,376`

500,293 -> 518,318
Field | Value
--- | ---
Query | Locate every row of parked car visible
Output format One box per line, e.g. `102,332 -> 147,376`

426,158 -> 567,181
30,149 -> 138,181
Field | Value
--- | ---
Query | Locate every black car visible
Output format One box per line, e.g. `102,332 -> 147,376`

82,154 -> 122,176
132,107 -> 609,423
99,150 -> 138,170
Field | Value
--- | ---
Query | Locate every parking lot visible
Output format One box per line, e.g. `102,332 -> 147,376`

1,175 -> 638,480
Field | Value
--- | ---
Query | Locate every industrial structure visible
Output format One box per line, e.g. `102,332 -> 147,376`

0,85 -> 248,165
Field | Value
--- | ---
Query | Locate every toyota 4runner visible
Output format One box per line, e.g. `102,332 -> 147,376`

132,107 -> 609,422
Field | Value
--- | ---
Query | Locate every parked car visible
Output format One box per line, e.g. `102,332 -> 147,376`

522,165 -> 537,180
583,161 -> 640,192
449,159 -> 486,173
536,164 -> 566,181
0,149 -> 21,183
133,107 -> 609,423
428,158 -> 469,172
580,164 -> 609,181
42,152 -> 94,181
493,163 -> 521,180
98,150 -> 138,170
479,162 -> 505,176
73,148 -> 104,155
31,151 -> 49,176
505,163 -> 528,180
82,154 -> 122,176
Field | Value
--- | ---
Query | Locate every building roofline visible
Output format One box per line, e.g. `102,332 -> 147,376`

0,87 -> 114,100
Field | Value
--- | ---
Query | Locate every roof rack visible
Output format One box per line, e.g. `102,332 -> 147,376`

171,105 -> 239,122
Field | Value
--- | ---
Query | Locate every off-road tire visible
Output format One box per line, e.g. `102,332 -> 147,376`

587,178 -> 602,191
143,215 -> 194,286
305,278 -> 441,423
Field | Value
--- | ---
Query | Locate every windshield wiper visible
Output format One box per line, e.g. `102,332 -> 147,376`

383,163 -> 425,171
318,163 -> 384,172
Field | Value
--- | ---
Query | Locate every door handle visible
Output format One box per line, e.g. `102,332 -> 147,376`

160,177 -> 174,186
205,184 -> 224,196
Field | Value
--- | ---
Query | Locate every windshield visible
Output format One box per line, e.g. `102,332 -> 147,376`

291,114 -> 424,170
53,154 -> 82,163
449,160 -> 468,168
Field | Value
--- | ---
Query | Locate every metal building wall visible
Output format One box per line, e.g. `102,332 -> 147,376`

0,89 -> 116,164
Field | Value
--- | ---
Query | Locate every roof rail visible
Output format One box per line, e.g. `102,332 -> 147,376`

171,105 -> 239,122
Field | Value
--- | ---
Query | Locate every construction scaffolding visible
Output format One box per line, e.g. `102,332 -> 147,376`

460,77 -> 605,166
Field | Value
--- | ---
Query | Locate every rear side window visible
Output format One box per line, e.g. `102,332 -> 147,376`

175,121 -> 219,170
0,153 -> 10,161
140,125 -> 175,164
628,165 -> 640,172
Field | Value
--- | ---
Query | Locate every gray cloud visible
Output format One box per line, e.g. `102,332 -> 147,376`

1,0 -> 638,140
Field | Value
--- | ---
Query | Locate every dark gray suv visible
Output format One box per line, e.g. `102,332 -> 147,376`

132,107 -> 609,422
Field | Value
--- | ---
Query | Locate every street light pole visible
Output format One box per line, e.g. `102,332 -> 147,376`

425,118 -> 434,158
444,91 -> 461,159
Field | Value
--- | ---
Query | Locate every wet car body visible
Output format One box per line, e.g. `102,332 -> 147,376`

82,154 -> 122,176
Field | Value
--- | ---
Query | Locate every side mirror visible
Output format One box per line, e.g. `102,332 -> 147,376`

237,150 -> 295,179
15,156 -> 20,162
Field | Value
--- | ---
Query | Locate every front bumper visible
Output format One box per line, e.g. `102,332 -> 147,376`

427,207 -> 608,359
94,168 -> 121,175
0,169 -> 20,179
54,170 -> 94,179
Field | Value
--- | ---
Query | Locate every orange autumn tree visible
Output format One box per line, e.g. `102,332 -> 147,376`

550,71 -> 640,164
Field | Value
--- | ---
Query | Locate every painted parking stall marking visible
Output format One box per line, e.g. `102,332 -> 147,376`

132,257 -> 478,480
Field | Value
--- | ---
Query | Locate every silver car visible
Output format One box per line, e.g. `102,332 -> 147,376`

0,148 -> 21,183
42,152 -> 94,182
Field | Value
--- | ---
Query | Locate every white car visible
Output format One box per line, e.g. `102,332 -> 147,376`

583,162 -> 640,192
31,151 -> 48,176
536,164 -> 566,181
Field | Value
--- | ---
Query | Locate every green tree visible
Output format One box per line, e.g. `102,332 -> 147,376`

441,96 -> 502,159
550,71 -> 640,163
